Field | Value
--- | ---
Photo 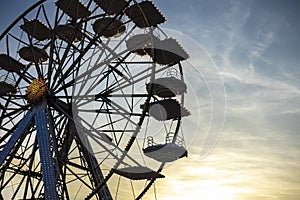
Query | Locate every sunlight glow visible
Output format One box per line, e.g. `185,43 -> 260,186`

160,179 -> 253,200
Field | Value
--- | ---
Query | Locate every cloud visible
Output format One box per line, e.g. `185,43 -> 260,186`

154,141 -> 300,199
145,1 -> 300,199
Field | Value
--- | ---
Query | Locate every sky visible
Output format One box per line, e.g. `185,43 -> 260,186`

151,0 -> 300,199
1,0 -> 300,199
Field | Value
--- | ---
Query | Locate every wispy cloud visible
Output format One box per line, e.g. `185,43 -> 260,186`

150,1 -> 300,199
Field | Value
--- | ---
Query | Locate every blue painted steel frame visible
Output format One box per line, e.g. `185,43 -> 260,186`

35,109 -> 58,200
0,111 -> 34,165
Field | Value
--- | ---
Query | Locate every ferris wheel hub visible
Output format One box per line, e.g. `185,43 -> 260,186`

26,77 -> 47,104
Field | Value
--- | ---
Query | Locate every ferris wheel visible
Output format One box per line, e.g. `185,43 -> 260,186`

0,0 -> 191,199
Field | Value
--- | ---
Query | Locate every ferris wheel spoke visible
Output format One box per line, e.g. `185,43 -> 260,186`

0,95 -> 27,107
57,31 -> 129,95
94,108 -> 146,117
56,47 -> 130,96
52,45 -> 107,96
52,38 -> 98,92
22,6 -> 48,77
96,115 -> 128,130
50,99 -> 144,198
86,112 -> 155,199
7,30 -> 52,76
49,97 -> 119,155
51,43 -> 83,91
0,115 -> 25,143
60,106 -> 141,168
70,119 -> 114,199
50,26 -> 89,91
40,4 -> 52,28
22,30 -> 43,77
105,103 -> 122,144
59,40 -> 132,92
21,138 -> 39,199
0,105 -> 30,124
46,7 -> 60,88
4,135 -> 40,199
7,32 -> 29,46
75,88 -> 144,119
110,63 -> 175,94
0,111 -> 33,166
73,43 -> 107,94
63,164 -> 92,189
97,101 -> 139,127
12,172 -> 28,199
108,62 -> 132,84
